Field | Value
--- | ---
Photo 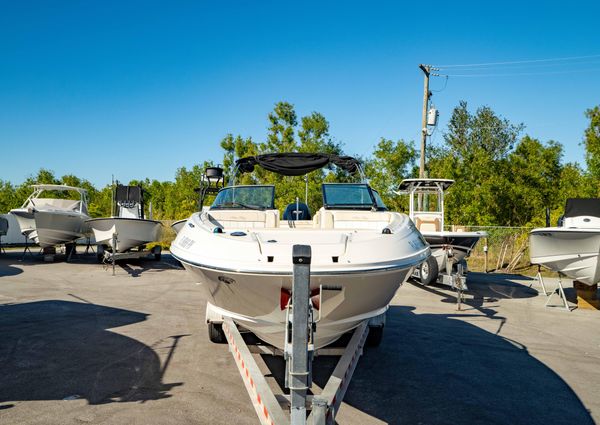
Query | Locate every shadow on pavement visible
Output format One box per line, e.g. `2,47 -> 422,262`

0,300 -> 182,405
0,264 -> 23,277
114,253 -> 183,277
260,304 -> 593,424
340,306 -> 594,425
408,272 -> 539,318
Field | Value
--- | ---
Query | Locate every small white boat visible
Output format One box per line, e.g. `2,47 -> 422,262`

530,198 -> 600,286
87,184 -> 162,252
10,184 -> 91,248
397,178 -> 487,284
171,153 -> 430,349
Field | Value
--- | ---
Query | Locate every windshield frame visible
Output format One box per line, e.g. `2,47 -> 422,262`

209,185 -> 275,211
321,183 -> 387,211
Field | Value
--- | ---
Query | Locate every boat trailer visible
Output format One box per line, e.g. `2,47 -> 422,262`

412,246 -> 467,308
98,232 -> 162,276
220,245 -> 378,425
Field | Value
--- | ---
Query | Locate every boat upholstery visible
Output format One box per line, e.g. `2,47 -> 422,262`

208,209 -> 280,229
314,209 -> 394,230
414,216 -> 441,232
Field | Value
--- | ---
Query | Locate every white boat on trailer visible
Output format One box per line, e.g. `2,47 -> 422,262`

171,153 -> 429,423
530,198 -> 600,287
171,153 -> 430,350
9,184 -> 91,249
396,178 -> 487,288
87,184 -> 163,264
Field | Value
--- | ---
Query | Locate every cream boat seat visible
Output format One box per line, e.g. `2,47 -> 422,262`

207,209 -> 280,229
314,208 -> 394,230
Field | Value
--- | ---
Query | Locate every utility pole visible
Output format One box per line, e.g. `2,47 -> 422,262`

418,64 -> 431,179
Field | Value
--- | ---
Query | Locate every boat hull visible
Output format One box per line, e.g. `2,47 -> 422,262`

87,217 -> 162,252
421,231 -> 485,272
530,228 -> 600,286
171,210 -> 429,349
33,210 -> 91,248
171,219 -> 186,234
177,258 -> 414,349
9,209 -> 36,238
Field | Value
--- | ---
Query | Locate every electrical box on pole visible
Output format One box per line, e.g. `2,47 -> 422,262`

427,107 -> 439,127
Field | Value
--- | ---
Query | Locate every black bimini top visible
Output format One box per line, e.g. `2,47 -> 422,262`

235,153 -> 361,176
564,198 -> 600,218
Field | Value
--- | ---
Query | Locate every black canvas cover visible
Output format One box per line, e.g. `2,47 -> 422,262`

235,153 -> 361,176
564,198 -> 600,218
116,185 -> 144,203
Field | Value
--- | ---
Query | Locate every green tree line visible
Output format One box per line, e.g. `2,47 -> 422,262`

1,101 -> 598,227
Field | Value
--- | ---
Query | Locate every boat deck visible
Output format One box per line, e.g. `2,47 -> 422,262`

0,249 -> 598,424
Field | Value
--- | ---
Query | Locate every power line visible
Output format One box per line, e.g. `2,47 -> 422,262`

431,75 -> 449,92
440,67 -> 600,78
437,54 -> 600,69
437,59 -> 600,72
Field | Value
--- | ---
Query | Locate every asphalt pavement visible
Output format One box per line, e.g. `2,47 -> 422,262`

0,250 -> 598,425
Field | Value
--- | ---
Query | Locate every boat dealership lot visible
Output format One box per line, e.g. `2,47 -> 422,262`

0,251 -> 598,425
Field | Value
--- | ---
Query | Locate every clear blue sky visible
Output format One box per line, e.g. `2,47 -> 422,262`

1,1 -> 599,187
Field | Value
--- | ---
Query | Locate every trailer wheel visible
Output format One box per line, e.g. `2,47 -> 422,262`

419,256 -> 439,285
65,243 -> 76,259
152,245 -> 162,261
366,325 -> 384,347
208,322 -> 227,344
96,245 -> 105,263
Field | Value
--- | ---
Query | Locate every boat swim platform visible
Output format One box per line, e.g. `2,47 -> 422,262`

0,250 -> 598,424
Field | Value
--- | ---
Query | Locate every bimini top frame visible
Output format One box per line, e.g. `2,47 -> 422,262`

395,178 -> 454,230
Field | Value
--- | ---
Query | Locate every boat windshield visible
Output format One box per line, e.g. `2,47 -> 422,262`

371,189 -> 387,210
322,184 -> 387,211
211,185 -> 275,210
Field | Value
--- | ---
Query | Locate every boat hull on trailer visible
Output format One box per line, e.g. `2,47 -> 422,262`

11,208 -> 90,247
181,260 -> 415,349
530,227 -> 600,286
421,231 -> 485,272
171,211 -> 429,349
87,217 -> 162,252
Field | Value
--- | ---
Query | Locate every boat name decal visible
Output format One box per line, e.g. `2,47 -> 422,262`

408,238 -> 424,250
179,236 -> 195,249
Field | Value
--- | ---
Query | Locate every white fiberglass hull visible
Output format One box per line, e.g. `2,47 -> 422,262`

188,265 -> 413,349
87,217 -> 162,252
34,210 -> 91,248
10,208 -> 90,247
171,219 -> 186,234
421,231 -> 486,272
171,211 -> 429,349
530,227 -> 600,286
9,208 -> 36,238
